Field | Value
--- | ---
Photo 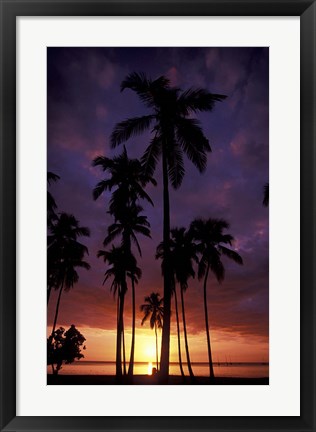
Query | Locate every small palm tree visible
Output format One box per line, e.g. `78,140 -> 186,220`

190,218 -> 243,379
140,293 -> 164,371
111,72 -> 226,381
48,213 -> 90,336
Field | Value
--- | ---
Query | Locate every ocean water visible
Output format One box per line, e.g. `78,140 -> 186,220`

47,361 -> 269,378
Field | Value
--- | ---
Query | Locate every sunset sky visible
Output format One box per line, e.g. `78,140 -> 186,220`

47,47 -> 269,364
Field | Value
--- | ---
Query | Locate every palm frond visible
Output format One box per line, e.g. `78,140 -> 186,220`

218,245 -> 243,265
167,142 -> 185,189
141,136 -> 162,177
47,172 -> 60,185
111,115 -> 154,148
176,118 -> 211,172
177,88 -> 227,115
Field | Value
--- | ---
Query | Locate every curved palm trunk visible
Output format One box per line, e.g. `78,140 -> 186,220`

128,275 -> 136,377
155,323 -> 159,371
51,279 -> 64,336
160,146 -> 172,383
203,265 -> 214,379
180,286 -> 194,378
174,287 -> 185,377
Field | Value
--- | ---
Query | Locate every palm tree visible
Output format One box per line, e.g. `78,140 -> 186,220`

140,293 -> 164,371
98,246 -> 127,378
190,218 -> 243,379
98,246 -> 141,378
111,72 -> 226,381
156,228 -> 197,379
169,227 -> 198,379
92,146 -> 156,216
48,213 -> 90,336
263,183 -> 269,207
156,245 -> 185,378
103,204 -> 151,377
93,147 -> 155,377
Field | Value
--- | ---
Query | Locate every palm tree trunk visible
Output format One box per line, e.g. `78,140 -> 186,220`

155,323 -> 159,371
47,284 -> 52,305
180,286 -> 194,378
128,274 -> 136,377
116,290 -> 123,379
122,315 -> 127,375
203,265 -> 214,378
160,146 -> 171,383
51,279 -> 64,336
174,286 -> 185,377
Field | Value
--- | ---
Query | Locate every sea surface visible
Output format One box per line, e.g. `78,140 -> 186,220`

47,361 -> 269,378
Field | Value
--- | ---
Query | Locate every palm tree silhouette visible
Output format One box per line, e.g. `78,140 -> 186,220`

92,146 -> 156,215
103,204 -> 151,377
98,246 -> 141,378
155,244 -> 185,377
111,72 -> 226,381
263,183 -> 269,207
48,213 -> 90,336
93,147 -> 155,377
156,227 -> 198,379
169,227 -> 198,379
140,293 -> 164,371
190,218 -> 243,379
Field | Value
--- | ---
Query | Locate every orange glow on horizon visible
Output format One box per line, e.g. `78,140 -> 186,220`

47,324 -> 268,364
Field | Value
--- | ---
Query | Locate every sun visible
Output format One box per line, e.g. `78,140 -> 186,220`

144,344 -> 156,360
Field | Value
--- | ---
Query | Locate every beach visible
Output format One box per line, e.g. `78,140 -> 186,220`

47,374 -> 269,385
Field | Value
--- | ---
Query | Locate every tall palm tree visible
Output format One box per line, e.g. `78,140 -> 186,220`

93,147 -> 155,377
48,213 -> 90,336
190,218 -> 243,379
140,293 -> 164,371
103,204 -> 151,377
111,72 -> 226,381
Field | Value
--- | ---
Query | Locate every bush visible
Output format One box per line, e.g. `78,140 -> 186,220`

47,325 -> 86,375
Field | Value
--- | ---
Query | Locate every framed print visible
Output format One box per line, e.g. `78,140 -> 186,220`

0,1 -> 315,431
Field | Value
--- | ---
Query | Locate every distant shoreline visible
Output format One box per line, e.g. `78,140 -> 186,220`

47,374 -> 269,385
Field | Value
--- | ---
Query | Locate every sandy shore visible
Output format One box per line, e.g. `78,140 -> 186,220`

47,374 -> 269,385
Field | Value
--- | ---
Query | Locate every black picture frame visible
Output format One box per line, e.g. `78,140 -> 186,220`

0,1 -> 315,431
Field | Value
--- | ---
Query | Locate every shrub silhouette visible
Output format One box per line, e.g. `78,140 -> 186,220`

47,325 -> 86,375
